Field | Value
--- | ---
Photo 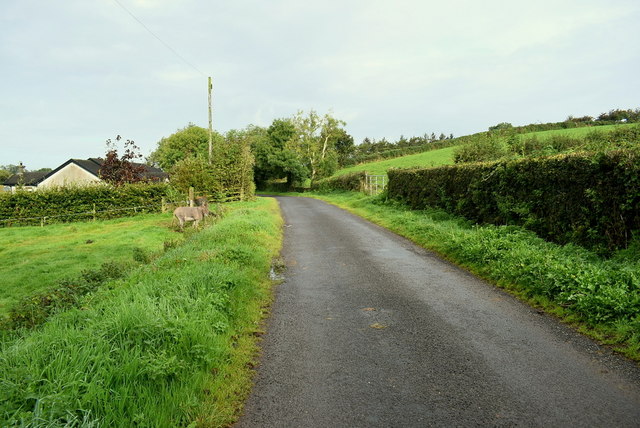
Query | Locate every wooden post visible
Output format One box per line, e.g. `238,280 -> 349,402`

189,187 -> 195,207
208,76 -> 213,165
161,197 -> 166,213
93,203 -> 97,221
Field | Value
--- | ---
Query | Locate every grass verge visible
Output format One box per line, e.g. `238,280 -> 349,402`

0,197 -> 283,427
303,191 -> 640,362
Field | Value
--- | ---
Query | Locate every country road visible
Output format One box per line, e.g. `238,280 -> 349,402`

237,196 -> 640,427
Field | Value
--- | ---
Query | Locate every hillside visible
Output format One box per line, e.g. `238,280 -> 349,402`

330,122 -> 637,179
334,145 -> 458,177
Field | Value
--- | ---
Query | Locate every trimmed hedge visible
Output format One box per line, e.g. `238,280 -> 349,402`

387,150 -> 640,252
312,171 -> 367,192
0,183 -> 170,226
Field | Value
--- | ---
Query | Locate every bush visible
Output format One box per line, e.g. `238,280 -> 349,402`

453,133 -> 510,163
311,171 -> 366,192
387,150 -> 640,252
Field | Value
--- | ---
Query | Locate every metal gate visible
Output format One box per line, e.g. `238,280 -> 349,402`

364,175 -> 386,196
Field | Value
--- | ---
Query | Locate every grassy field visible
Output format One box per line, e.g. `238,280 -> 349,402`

519,123 -> 630,140
0,197 -> 283,426
334,145 -> 457,177
329,123 -> 636,180
303,191 -> 640,362
0,214 -> 180,316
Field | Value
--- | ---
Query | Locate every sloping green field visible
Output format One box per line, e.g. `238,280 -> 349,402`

330,123 -> 635,179
519,123 -> 629,140
334,145 -> 458,177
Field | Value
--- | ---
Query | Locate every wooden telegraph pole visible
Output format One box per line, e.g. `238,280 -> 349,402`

208,76 -> 213,164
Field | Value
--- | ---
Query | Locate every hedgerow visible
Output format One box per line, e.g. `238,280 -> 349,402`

311,171 -> 366,192
387,150 -> 640,253
0,183 -> 170,226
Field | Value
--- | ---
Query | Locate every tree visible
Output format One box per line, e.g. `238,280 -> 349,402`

99,135 -> 146,186
0,164 -> 21,174
148,123 -> 224,170
489,122 -> 513,131
169,156 -> 216,194
0,169 -> 11,183
333,128 -> 355,167
170,128 -> 256,200
214,128 -> 256,199
290,110 -> 347,182
252,119 -> 307,187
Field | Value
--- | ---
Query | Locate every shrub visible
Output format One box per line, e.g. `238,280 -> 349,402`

311,171 -> 367,192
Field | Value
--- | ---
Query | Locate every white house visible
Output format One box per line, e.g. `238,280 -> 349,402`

3,158 -> 168,192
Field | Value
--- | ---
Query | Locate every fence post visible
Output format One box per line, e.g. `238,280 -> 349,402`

161,197 -> 166,213
189,187 -> 195,207
93,203 -> 96,222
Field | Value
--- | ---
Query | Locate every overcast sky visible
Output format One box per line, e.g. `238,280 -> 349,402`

1,0 -> 639,170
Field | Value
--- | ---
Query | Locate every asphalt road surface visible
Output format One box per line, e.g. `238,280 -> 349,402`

237,196 -> 640,427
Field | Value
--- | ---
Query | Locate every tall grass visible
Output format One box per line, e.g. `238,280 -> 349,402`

308,192 -> 640,361
0,214 -> 179,316
0,198 -> 282,427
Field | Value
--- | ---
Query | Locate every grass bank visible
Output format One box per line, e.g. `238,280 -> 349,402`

0,214 -> 180,316
0,197 -> 282,427
519,123 -> 630,140
305,191 -> 640,362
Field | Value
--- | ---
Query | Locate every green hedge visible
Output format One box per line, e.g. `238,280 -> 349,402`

312,171 -> 367,192
0,183 -> 170,226
387,150 -> 640,252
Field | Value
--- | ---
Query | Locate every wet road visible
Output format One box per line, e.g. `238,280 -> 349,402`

237,196 -> 640,427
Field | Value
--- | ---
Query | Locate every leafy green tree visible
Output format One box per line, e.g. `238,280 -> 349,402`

0,169 -> 11,183
148,124 -> 224,170
0,164 -> 21,174
489,122 -> 513,131
169,156 -> 216,194
170,127 -> 256,200
290,110 -> 347,182
214,128 -> 256,199
333,128 -> 355,167
252,118 -> 307,188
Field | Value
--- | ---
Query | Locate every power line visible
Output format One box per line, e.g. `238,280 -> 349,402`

111,0 -> 206,78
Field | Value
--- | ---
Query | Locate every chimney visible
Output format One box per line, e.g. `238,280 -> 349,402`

17,162 -> 25,186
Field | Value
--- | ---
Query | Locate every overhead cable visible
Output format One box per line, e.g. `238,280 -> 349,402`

111,0 -> 206,77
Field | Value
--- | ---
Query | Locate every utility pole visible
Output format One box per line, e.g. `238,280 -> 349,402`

208,76 -> 213,164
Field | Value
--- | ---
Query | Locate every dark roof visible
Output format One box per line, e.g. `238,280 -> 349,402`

47,158 -> 169,182
3,171 -> 48,186
3,158 -> 168,187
